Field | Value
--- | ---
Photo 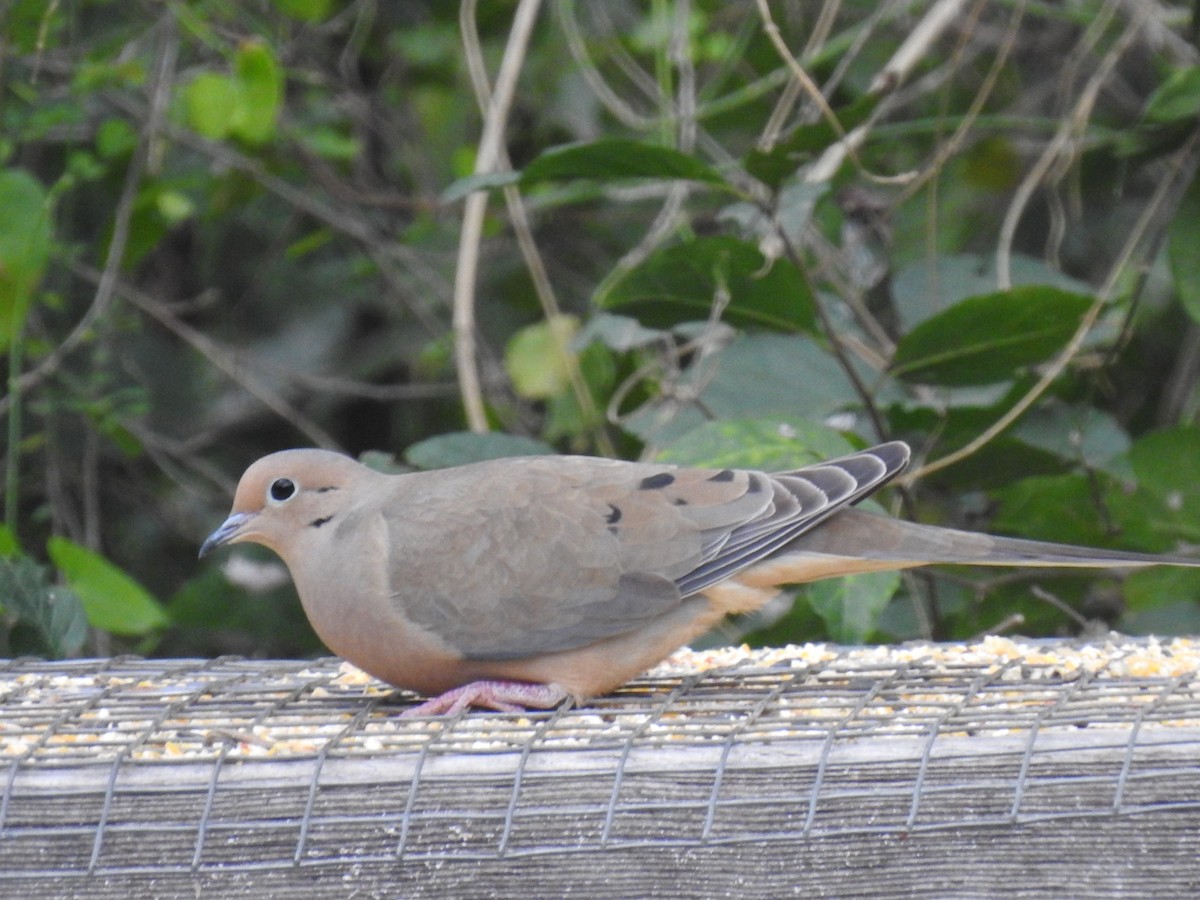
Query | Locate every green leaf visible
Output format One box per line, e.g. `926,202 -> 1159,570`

719,181 -> 828,249
656,418 -> 856,471
1142,66 -> 1200,124
47,537 -> 169,635
1120,597 -> 1200,637
0,169 -> 52,342
183,72 -> 239,140
95,117 -> 138,160
890,285 -> 1093,385
992,472 -> 1126,547
744,94 -> 880,188
1106,427 -> 1200,550
806,570 -> 901,644
1170,174 -> 1200,325
0,524 -> 18,557
35,587 -> 90,657
543,340 -> 616,444
0,554 -> 87,657
167,565 -> 321,655
230,41 -> 283,145
505,314 -> 580,400
891,253 -> 1091,331
298,127 -> 361,162
1123,566 -> 1200,614
574,313 -> 666,352
404,432 -> 556,470
1011,403 -> 1132,475
272,0 -> 333,23
155,189 -> 195,224
520,139 -> 731,189
622,332 -> 868,445
441,170 -> 522,203
598,236 -> 816,332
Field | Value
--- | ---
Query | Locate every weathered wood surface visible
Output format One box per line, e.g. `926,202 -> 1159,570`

0,641 -> 1197,898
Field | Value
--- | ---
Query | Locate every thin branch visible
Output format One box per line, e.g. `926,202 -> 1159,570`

12,16 -> 177,400
554,0 -> 657,130
453,0 -> 544,433
897,0 -> 1024,203
905,4 -> 1153,483
460,0 -> 614,455
100,92 -> 453,338
69,262 -> 341,449
758,0 -> 842,149
905,123 -> 1200,484
995,0 -> 1129,289
805,0 -> 969,185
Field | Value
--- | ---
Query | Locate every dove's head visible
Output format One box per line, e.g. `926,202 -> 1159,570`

200,449 -> 370,559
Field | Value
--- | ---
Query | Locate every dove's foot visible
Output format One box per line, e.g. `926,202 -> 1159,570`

400,680 -> 569,717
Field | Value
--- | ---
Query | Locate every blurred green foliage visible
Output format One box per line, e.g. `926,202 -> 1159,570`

2,1 -> 1200,659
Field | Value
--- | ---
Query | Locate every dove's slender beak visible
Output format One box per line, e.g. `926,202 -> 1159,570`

199,511 -> 256,559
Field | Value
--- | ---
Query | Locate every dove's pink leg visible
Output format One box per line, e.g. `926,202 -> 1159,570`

400,680 -> 569,717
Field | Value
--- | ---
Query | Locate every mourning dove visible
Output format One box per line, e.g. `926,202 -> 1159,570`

200,441 -> 1199,715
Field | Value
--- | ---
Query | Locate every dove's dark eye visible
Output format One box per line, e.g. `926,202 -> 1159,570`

269,478 -> 296,503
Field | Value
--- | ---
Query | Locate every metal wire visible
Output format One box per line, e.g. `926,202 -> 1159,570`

0,639 -> 1197,879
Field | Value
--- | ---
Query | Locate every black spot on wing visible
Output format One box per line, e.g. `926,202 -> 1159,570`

707,469 -> 735,483
639,472 -> 676,490
605,504 -> 622,524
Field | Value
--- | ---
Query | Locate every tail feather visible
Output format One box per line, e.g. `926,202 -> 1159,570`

783,507 -> 1200,572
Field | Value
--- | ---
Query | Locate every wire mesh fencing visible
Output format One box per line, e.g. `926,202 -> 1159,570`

1,638 -> 1198,896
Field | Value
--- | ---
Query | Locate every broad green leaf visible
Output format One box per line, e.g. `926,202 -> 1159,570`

1011,403 -> 1132,476
95,117 -> 138,159
298,127 -> 361,162
890,285 -> 1093,385
0,524 -> 19,557
886,377 -> 1089,491
1123,567 -> 1200,614
806,570 -> 901,644
656,418 -> 856,471
520,139 -> 731,189
891,253 -> 1091,330
992,472 -> 1126,547
441,171 -> 522,203
719,180 -> 828,248
622,332 -> 868,445
183,72 -> 238,140
0,554 -> 88,657
505,315 -> 580,400
543,340 -> 616,445
34,587 -> 89,657
1170,175 -> 1200,325
47,537 -> 169,635
168,565 -> 322,653
231,41 -> 283,145
1106,427 -> 1200,550
1125,426 -> 1200,494
156,189 -> 195,224
1142,66 -> 1200,124
1121,597 -> 1200,636
0,169 -> 52,342
574,313 -> 666,352
404,432 -> 556,470
598,236 -> 816,332
272,0 -> 332,23
744,94 -> 880,188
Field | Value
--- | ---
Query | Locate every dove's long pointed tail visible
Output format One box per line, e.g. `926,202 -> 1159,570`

770,507 -> 1200,583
